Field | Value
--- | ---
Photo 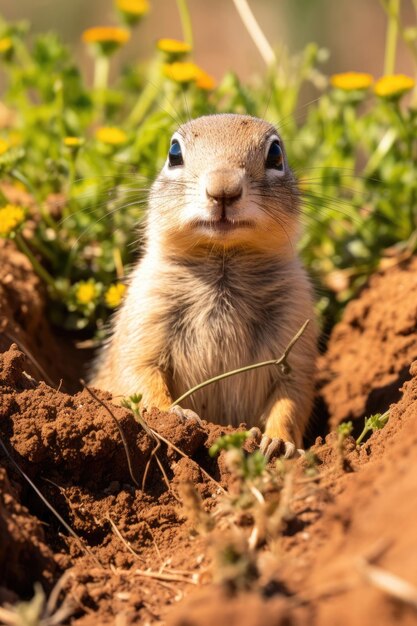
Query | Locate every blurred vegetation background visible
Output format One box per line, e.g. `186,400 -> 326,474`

0,0 -> 416,337
0,0 -> 415,90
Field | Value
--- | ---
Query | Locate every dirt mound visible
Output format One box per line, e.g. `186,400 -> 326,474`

319,256 -> 417,427
1,240 -> 417,625
170,361 -> 417,626
0,241 -> 86,392
0,342 -> 236,621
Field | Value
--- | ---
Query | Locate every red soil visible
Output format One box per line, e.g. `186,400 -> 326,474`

1,245 -> 417,625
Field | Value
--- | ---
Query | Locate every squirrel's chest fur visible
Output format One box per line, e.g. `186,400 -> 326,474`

161,257 -> 295,425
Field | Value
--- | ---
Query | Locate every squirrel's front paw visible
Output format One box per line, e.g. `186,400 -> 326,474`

170,404 -> 203,425
250,428 -> 303,460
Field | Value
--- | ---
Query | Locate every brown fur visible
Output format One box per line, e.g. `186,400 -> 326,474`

91,114 -> 317,449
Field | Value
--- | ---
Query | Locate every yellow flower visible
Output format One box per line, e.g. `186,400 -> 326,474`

157,38 -> 191,61
116,0 -> 149,24
0,37 -> 12,54
374,74 -> 415,98
105,282 -> 127,308
330,72 -> 373,91
82,26 -> 130,55
0,204 -> 25,238
75,281 -> 98,305
195,69 -> 216,91
163,61 -> 200,84
0,138 -> 9,156
95,126 -> 128,145
157,38 -> 191,54
63,136 -> 84,148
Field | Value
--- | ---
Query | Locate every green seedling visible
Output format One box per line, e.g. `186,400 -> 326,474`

356,410 -> 390,445
336,420 -> 353,465
337,421 -> 353,442
210,431 -> 267,481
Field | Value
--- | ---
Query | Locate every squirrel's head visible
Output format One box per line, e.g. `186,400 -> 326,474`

148,114 -> 300,256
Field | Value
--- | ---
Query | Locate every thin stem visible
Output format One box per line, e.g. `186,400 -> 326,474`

176,0 -> 193,48
63,157 -> 76,219
383,0 -> 400,75
14,232 -> 59,295
232,0 -> 276,66
81,381 -> 140,488
94,55 -> 110,91
171,319 -> 310,407
128,69 -> 162,126
94,55 -> 110,119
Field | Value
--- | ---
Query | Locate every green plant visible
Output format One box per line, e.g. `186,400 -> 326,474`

356,410 -> 390,445
210,430 -> 267,481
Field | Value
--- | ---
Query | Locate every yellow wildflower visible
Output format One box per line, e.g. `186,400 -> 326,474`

374,74 -> 415,98
82,27 -> 130,55
330,72 -> 373,91
0,204 -> 25,238
105,282 -> 127,308
0,138 -> 9,156
75,281 -> 98,305
95,126 -> 128,145
116,0 -> 149,24
157,38 -> 191,54
63,136 -> 84,148
163,62 -> 201,84
0,37 -> 12,54
195,69 -> 216,91
157,38 -> 191,61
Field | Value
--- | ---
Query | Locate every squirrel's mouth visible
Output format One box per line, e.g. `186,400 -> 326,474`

195,217 -> 254,233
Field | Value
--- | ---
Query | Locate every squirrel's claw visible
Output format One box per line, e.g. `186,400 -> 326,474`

170,404 -> 203,425
258,433 -> 304,460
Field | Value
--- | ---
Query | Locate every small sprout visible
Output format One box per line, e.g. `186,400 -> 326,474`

336,421 -> 353,470
356,410 -> 389,446
121,393 -> 143,420
95,126 -> 128,145
337,421 -> 353,440
105,282 -> 126,308
374,74 -> 415,98
209,431 -> 251,457
0,203 -> 25,238
210,431 -> 266,480
245,450 -> 267,478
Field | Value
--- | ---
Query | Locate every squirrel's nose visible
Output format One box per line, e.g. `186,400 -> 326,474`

205,169 -> 243,202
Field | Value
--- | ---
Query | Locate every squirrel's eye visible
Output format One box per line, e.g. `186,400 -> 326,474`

168,140 -> 183,167
265,140 -> 284,171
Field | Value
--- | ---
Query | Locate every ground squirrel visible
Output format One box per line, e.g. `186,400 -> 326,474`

91,113 -> 317,458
